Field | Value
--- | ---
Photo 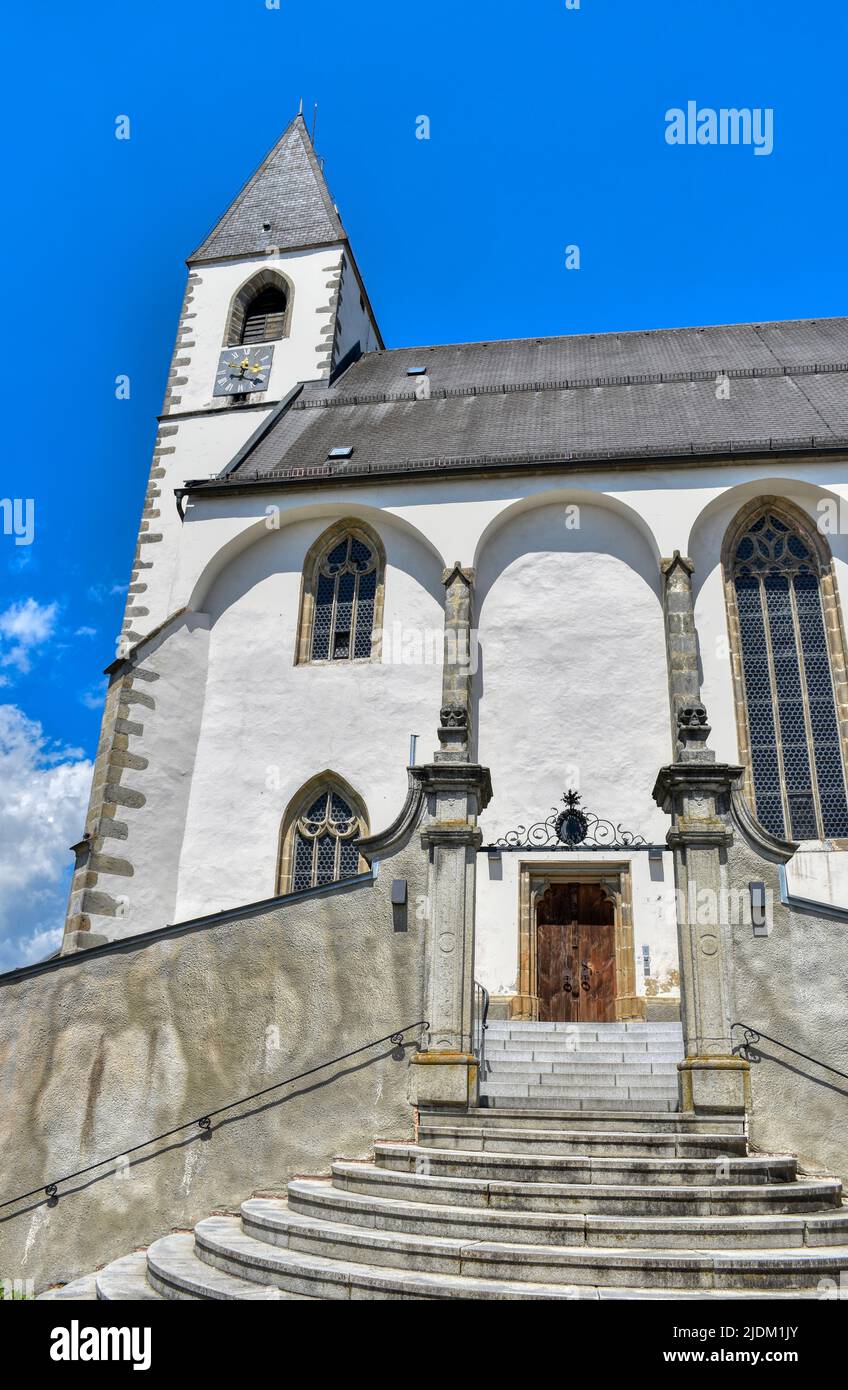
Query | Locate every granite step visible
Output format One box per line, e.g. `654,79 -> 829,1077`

96,1251 -> 163,1300
282,1183 -> 848,1250
417,1123 -> 748,1157
232,1199 -> 848,1291
374,1142 -> 797,1187
419,1106 -> 746,1134
146,1230 -> 313,1300
332,1160 -> 842,1216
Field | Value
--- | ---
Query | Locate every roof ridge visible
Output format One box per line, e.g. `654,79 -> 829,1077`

361,316 -> 847,357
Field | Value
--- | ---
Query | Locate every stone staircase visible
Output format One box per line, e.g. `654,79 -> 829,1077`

41,1100 -> 848,1300
480,1020 -> 683,1110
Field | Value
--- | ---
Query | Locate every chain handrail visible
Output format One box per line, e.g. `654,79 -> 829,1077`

731,1022 -> 848,1081
0,1020 -> 429,1211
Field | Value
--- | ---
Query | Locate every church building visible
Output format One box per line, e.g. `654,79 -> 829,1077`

5,116 -> 848,1300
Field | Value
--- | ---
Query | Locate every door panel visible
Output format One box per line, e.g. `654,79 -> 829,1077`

535,882 -> 616,1023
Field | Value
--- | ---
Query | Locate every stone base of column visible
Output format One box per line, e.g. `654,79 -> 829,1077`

408,1052 -> 479,1108
678,1055 -> 750,1115
508,993 -> 540,1021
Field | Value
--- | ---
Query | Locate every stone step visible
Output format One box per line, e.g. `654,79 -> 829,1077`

235,1199 -> 848,1291
480,1045 -> 681,1050
146,1230 -> 313,1300
37,1273 -> 99,1300
478,1067 -> 675,1078
483,1094 -> 681,1112
332,1159 -> 842,1217
480,1084 -> 678,1103
417,1124 -> 748,1158
374,1142 -> 797,1188
193,1213 -> 823,1299
487,1047 -> 684,1062
96,1251 -> 163,1300
419,1106 -> 747,1135
283,1183 -> 848,1250
487,1023 -> 683,1034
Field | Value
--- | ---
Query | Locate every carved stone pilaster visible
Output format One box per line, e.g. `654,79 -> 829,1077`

653,753 -> 750,1114
660,552 -> 702,755
408,760 -> 492,1108
437,563 -> 474,760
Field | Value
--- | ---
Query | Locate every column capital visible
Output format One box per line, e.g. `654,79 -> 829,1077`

441,562 -> 475,588
660,551 -> 695,579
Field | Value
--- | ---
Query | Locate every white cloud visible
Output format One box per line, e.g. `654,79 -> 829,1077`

0,705 -> 93,972
74,626 -> 97,638
80,682 -> 106,710
0,597 -> 58,677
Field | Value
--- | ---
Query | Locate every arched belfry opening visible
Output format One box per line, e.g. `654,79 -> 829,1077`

224,269 -> 292,347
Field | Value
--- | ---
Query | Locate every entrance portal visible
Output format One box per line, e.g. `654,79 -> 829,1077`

536,882 -> 617,1022
512,862 -> 644,1021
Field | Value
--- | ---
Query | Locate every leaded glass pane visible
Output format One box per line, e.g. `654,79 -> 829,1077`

293,832 -> 313,892
736,576 -> 785,837
733,512 -> 848,840
289,784 -> 363,891
309,531 -> 378,663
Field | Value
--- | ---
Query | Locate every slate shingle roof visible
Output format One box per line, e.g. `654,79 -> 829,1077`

189,116 -> 345,263
194,318 -> 848,492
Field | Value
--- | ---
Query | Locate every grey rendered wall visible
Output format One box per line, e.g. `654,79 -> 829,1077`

0,840 -> 425,1292
728,835 -> 848,1182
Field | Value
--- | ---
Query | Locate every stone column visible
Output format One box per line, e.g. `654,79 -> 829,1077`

654,554 -> 749,1114
408,563 -> 492,1108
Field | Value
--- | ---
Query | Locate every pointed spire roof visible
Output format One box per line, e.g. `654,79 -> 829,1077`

189,115 -> 346,263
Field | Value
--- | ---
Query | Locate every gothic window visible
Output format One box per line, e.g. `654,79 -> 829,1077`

223,270 -> 292,346
297,522 -> 385,664
277,778 -> 368,893
728,505 -> 848,841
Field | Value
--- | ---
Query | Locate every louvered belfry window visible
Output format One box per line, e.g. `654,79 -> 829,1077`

311,534 -> 378,661
240,285 -> 288,344
291,788 -> 362,891
733,511 -> 848,841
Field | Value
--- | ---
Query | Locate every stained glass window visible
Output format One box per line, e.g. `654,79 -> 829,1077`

310,534 -> 378,662
732,511 -> 848,841
290,787 -> 362,892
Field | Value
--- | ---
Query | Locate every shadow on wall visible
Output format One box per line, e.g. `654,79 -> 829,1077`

0,834 -> 427,1292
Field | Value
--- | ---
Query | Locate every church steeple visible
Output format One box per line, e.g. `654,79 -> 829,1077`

189,114 -> 346,263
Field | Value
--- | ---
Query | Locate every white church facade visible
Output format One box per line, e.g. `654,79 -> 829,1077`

5,117 -> 848,1298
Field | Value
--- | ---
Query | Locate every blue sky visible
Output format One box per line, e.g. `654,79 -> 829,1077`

1,0 -> 846,967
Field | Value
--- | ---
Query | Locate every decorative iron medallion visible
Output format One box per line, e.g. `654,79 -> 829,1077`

482,786 -> 657,853
554,790 -> 590,846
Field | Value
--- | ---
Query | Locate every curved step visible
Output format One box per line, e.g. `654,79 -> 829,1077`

37,1273 -> 98,1300
193,1213 -> 805,1300
146,1231 -> 312,1300
236,1198 -> 848,1290
283,1180 -> 848,1249
95,1251 -> 163,1300
417,1124 -> 747,1158
333,1159 -> 843,1216
375,1142 -> 798,1187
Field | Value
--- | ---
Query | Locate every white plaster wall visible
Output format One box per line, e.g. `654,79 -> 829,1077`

177,247 -> 350,415
333,252 -> 380,367
470,499 -> 675,997
173,514 -> 444,921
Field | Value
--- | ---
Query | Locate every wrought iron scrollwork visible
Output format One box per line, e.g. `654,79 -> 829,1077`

485,789 -> 653,853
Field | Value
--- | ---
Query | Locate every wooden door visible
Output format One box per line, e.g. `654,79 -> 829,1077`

536,883 -> 616,1023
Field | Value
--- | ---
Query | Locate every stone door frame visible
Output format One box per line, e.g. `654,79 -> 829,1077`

511,859 -> 643,1021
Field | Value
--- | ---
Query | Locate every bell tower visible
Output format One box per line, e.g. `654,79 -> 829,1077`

62,115 -> 382,952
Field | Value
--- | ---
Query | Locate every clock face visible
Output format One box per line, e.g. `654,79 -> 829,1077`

214,345 -> 274,396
